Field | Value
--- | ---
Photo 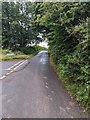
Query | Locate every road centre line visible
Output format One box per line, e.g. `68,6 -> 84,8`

0,60 -> 28,80
0,76 -> 6,80
6,72 -> 10,76
10,60 -> 28,72
7,60 -> 24,70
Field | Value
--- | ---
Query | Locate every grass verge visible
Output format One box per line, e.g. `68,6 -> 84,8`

0,49 -> 34,61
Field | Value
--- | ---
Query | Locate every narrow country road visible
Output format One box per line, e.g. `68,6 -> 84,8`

2,51 -> 89,118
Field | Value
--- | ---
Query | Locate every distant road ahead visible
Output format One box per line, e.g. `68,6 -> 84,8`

2,51 -> 89,118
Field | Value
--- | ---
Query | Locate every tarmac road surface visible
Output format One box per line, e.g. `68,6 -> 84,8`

2,51 -> 89,118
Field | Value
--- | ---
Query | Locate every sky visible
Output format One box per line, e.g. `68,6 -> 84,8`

38,41 -> 49,48
37,33 -> 49,48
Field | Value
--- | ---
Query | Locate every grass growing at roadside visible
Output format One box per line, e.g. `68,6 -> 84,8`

1,54 -> 32,61
0,49 -> 34,61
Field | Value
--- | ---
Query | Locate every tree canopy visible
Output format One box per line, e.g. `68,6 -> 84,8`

2,2 -> 42,50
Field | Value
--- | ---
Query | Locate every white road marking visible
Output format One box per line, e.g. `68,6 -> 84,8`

10,70 -> 14,73
7,99 -> 12,103
6,72 -> 10,76
0,60 -> 28,80
46,82 -> 48,85
45,85 -> 48,88
7,60 -> 23,70
43,76 -> 47,79
59,106 -> 66,112
0,76 -> 6,80
13,60 -> 28,71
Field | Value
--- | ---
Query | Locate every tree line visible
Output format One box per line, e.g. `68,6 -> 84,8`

2,2 -> 42,51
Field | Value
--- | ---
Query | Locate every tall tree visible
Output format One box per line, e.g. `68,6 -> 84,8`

2,2 -> 42,50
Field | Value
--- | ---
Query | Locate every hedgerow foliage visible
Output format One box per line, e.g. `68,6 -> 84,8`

33,2 -> 90,111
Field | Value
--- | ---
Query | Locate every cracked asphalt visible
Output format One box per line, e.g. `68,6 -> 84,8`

2,52 -> 89,118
